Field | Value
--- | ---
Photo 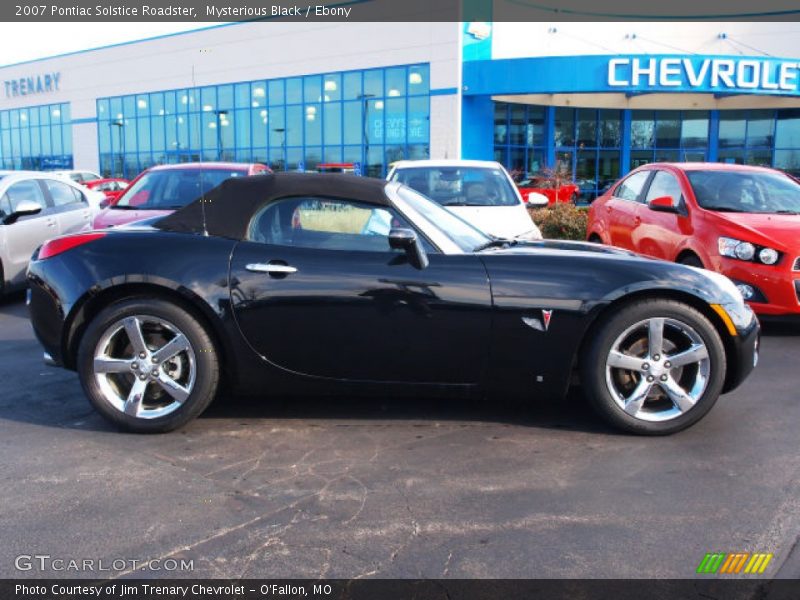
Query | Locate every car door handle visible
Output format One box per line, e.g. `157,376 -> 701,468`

634,216 -> 642,225
245,263 -> 298,274
45,218 -> 56,227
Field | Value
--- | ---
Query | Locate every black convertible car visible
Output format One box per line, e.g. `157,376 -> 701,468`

27,173 -> 759,435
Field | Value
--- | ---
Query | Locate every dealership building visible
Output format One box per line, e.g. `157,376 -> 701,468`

2,20 -> 800,199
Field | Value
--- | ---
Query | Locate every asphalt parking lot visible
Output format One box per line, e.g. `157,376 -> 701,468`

1,291 -> 799,580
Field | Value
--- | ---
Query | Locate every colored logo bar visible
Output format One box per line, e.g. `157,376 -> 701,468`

696,552 -> 773,574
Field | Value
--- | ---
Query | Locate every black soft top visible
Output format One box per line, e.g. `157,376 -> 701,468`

155,172 -> 391,240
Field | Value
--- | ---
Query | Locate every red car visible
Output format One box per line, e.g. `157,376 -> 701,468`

93,162 -> 270,229
587,162 -> 800,317
517,175 -> 580,205
84,178 -> 129,207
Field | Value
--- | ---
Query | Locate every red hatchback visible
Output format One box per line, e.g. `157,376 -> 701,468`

588,163 -> 800,317
93,162 -> 270,229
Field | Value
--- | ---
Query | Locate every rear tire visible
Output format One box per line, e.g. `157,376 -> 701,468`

580,298 -> 726,435
77,297 -> 219,433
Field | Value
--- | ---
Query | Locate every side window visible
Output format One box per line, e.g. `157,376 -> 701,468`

646,171 -> 683,205
614,171 -> 651,202
6,180 -> 47,212
45,180 -> 81,207
249,197 -> 420,253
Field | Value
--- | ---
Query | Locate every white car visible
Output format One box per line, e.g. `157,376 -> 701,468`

49,170 -> 107,213
0,171 -> 94,294
387,160 -> 544,241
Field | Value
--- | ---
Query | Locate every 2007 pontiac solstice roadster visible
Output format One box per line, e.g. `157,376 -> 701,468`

26,173 -> 759,434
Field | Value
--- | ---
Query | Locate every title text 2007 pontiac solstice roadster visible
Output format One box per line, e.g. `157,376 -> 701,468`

26,173 -> 759,434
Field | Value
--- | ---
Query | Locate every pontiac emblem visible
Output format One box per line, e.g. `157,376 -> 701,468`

522,310 -> 554,332
542,309 -> 553,331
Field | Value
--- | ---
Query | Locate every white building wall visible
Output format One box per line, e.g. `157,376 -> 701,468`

0,21 -> 461,171
491,22 -> 800,59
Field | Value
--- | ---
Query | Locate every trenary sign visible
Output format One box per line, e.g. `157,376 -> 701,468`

4,73 -> 61,99
608,57 -> 799,94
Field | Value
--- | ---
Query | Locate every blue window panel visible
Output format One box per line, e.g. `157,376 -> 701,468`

323,102 -> 342,146
364,70 -> 383,98
386,67 -> 406,98
343,71 -> 362,101
323,73 -> 341,102
268,107 -> 285,147
408,65 -> 429,96
286,78 -> 302,105
343,101 -> 362,145
217,85 -> 234,111
267,80 -> 283,106
304,75 -> 322,104
304,104 -> 321,146
286,106 -> 302,146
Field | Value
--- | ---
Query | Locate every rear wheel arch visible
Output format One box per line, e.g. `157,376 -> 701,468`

64,284 -> 231,383
575,289 -> 738,392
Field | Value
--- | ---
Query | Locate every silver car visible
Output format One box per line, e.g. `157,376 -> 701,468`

0,171 -> 93,294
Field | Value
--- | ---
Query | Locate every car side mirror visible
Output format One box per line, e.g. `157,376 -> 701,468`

527,192 -> 549,208
2,200 -> 42,225
388,228 -> 429,269
647,195 -> 681,214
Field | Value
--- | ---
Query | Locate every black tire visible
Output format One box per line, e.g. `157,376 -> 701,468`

580,298 -> 726,435
77,297 -> 219,433
587,234 -> 603,244
678,253 -> 704,268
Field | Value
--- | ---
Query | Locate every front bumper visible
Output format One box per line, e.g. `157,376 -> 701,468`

714,256 -> 800,316
723,317 -> 760,393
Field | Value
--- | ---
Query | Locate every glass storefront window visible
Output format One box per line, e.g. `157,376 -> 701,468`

494,103 -> 508,145
774,149 -> 800,175
776,109 -> 800,148
719,110 -> 746,147
747,110 -> 775,147
681,112 -> 709,148
509,105 -> 526,146
95,65 -> 430,178
1,102 -> 73,169
576,109 -> 597,148
554,107 -> 574,147
599,110 -> 621,147
655,111 -> 681,148
631,111 -> 655,148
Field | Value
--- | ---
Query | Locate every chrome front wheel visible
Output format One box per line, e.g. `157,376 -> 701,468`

581,299 -> 726,435
605,317 -> 710,422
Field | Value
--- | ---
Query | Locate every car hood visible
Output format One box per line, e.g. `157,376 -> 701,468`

446,204 -> 538,239
94,208 -> 174,229
487,239 -> 637,257
710,211 -> 800,252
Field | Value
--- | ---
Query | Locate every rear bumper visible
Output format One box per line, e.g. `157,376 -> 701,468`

723,318 -> 760,393
27,268 -> 70,369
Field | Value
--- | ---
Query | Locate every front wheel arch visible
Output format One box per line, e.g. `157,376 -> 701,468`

575,289 -> 738,393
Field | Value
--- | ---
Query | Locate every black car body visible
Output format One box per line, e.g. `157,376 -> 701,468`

27,174 -> 759,434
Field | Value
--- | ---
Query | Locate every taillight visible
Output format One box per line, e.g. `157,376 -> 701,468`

39,232 -> 107,260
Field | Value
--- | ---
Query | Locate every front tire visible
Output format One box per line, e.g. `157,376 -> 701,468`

580,299 -> 726,435
77,297 -> 219,433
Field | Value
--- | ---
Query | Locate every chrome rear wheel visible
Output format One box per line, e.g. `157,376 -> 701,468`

93,315 -> 196,419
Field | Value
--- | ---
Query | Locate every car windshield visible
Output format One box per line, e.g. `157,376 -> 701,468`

687,170 -> 800,214
393,185 -> 491,252
114,168 -> 247,210
391,166 -> 519,207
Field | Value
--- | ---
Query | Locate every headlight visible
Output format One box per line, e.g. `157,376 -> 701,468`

718,236 -> 780,265
759,247 -> 779,265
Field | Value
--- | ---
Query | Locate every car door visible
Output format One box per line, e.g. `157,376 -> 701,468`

41,179 -> 92,234
229,196 -> 493,384
605,170 -> 652,250
0,179 -> 56,287
637,170 -> 692,260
